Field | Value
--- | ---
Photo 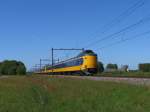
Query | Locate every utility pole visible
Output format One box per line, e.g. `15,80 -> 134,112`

40,59 -> 42,72
52,48 -> 54,74
39,59 -> 51,72
51,48 -> 84,74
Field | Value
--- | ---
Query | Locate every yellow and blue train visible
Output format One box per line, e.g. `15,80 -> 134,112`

38,50 -> 98,75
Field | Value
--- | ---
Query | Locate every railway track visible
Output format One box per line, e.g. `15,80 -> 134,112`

51,75 -> 150,86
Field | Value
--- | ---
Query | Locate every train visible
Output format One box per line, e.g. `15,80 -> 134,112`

37,50 -> 98,75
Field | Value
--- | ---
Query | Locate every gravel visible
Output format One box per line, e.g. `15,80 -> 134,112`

84,76 -> 150,86
54,75 -> 150,86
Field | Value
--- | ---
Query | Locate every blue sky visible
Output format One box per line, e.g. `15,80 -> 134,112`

0,0 -> 150,70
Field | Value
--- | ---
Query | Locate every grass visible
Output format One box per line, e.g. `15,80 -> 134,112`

0,75 -> 150,112
96,71 -> 150,78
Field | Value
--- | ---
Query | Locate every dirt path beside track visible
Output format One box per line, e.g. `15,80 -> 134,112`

53,75 -> 150,86
86,76 -> 150,86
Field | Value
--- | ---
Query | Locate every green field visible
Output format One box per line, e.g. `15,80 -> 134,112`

0,75 -> 150,112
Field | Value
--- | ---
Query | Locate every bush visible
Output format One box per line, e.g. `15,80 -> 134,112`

97,62 -> 104,73
0,62 -> 2,75
0,60 -> 26,75
106,63 -> 118,70
139,63 -> 150,72
16,61 -> 26,75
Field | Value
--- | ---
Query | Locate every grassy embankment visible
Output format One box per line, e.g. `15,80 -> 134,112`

0,75 -> 150,112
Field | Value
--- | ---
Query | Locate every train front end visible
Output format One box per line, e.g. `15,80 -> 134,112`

79,50 -> 98,74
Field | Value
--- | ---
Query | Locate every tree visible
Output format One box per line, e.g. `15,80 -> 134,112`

0,60 -> 17,75
0,60 -> 26,75
139,63 -> 150,72
0,62 -> 2,75
106,63 -> 118,70
16,61 -> 26,75
97,62 -> 104,73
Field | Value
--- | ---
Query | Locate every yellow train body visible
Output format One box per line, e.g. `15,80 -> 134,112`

37,50 -> 98,75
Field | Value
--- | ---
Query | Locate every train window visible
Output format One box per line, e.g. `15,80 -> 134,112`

47,58 -> 84,69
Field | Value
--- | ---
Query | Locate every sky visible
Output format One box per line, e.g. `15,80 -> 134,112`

0,0 -> 150,70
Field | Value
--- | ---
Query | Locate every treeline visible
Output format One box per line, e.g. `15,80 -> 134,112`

97,62 -> 121,73
97,62 -> 150,73
0,60 -> 26,75
139,63 -> 150,72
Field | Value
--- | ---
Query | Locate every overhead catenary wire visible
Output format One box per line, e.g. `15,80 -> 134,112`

95,30 -> 150,50
81,0 -> 146,47
98,0 -> 146,35
84,14 -> 150,48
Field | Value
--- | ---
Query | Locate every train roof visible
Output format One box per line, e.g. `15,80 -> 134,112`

77,50 -> 97,57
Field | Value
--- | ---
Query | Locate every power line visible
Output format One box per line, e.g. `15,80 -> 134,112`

85,14 -> 150,48
82,0 -> 146,47
96,30 -> 150,50
99,0 -> 146,34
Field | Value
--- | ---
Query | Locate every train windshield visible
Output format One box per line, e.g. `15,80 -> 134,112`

77,50 -> 96,57
84,50 -> 94,54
